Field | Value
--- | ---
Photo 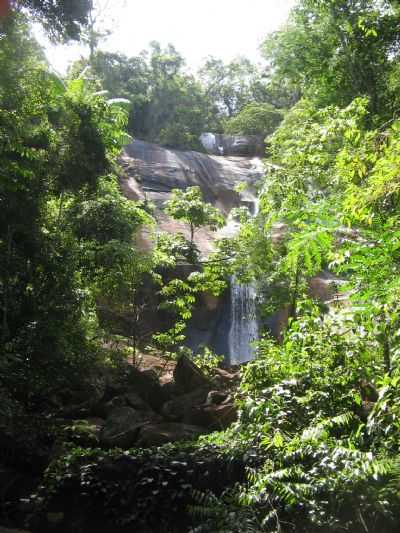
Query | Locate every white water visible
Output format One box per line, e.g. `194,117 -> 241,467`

219,195 -> 260,365
228,277 -> 258,364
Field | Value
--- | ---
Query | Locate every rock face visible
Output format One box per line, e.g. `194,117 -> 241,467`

120,139 -> 264,235
200,133 -> 264,157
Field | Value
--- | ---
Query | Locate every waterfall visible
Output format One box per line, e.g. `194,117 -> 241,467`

228,277 -> 258,364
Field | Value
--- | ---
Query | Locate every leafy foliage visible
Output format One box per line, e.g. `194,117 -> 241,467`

224,102 -> 283,140
31,443 -> 250,532
4,2 -> 400,533
19,0 -> 92,41
189,347 -> 224,377
196,2 -> 400,531
70,45 -> 283,150
165,186 -> 224,245
0,17 -> 152,406
70,43 -> 220,150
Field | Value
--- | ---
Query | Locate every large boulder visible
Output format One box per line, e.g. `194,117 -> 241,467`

98,391 -> 156,419
136,422 -> 206,447
174,355 -> 210,393
205,390 -> 229,405
125,366 -> 167,410
211,367 -> 240,389
200,133 -> 264,157
161,388 -> 209,421
100,406 -> 160,448
186,402 -> 238,430
161,387 -> 237,430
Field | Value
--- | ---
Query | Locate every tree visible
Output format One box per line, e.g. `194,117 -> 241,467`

81,0 -> 125,63
18,0 -> 91,40
262,0 -> 400,116
199,56 -> 268,119
142,42 -> 217,149
70,42 -> 217,149
223,102 -> 283,140
165,186 -> 224,246
0,17 -> 150,405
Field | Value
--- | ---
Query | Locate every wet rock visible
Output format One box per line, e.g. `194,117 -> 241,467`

136,422 -> 206,447
174,355 -> 210,393
200,133 -> 264,157
122,139 -> 264,210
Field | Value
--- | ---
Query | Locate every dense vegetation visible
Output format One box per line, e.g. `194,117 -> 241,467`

198,1 -> 400,531
70,42 -> 285,149
2,0 -> 400,532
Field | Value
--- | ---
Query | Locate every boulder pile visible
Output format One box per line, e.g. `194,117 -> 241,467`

65,355 -> 240,449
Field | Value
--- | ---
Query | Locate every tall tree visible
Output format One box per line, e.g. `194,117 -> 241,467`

72,42 -> 218,149
0,17 -> 150,404
199,56 -> 268,119
263,0 -> 400,116
18,0 -> 91,40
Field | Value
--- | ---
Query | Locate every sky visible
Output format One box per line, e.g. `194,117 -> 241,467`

37,0 -> 297,75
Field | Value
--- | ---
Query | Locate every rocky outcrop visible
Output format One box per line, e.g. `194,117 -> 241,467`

121,139 -> 264,208
187,401 -> 238,430
161,388 -> 209,421
120,139 -> 264,254
87,355 -> 239,448
200,133 -> 264,157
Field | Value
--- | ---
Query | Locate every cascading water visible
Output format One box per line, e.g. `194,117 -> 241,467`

228,278 -> 258,364
122,138 -> 266,363
226,194 -> 260,365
